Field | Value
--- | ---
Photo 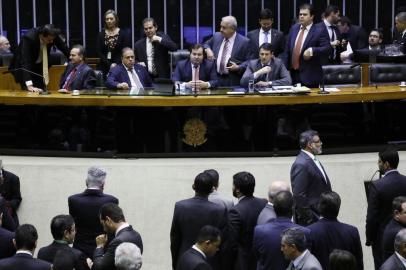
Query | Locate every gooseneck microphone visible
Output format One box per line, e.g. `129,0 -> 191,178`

318,63 -> 361,95
3,67 -> 50,95
193,63 -> 199,97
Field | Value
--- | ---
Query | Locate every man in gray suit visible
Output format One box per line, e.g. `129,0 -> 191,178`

205,169 -> 234,211
281,228 -> 322,270
257,181 -> 290,225
240,43 -> 291,87
380,229 -> 406,270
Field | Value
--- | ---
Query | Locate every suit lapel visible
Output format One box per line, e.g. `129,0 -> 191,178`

185,60 -> 193,81
301,25 -> 315,54
255,29 -> 260,46
290,25 -> 300,51
302,152 -> 329,186
230,34 -> 240,58
121,64 -> 132,87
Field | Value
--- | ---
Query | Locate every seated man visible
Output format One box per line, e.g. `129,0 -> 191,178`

172,44 -> 218,89
0,35 -> 11,54
106,47 -> 153,90
341,29 -> 383,62
59,45 -> 96,92
241,43 -> 291,87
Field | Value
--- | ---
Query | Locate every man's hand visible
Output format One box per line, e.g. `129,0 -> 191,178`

138,62 -> 146,67
186,80 -> 209,89
226,61 -> 239,72
330,40 -> 341,48
257,66 -> 271,76
117,83 -> 129,90
86,258 -> 93,269
303,48 -> 312,60
110,63 -> 117,69
255,81 -> 269,87
205,48 -> 215,60
95,234 -> 108,248
27,86 -> 43,93
151,35 -> 162,43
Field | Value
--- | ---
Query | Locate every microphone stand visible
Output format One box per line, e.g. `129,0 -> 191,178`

3,68 -> 50,95
318,63 -> 361,95
193,63 -> 199,97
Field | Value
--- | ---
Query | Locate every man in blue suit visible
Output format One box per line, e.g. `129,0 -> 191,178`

106,47 -> 153,89
380,229 -> 406,270
0,212 -> 15,259
308,191 -> 363,270
204,16 -> 253,86
253,191 -> 310,270
59,45 -> 96,91
172,44 -> 218,89
282,4 -> 331,87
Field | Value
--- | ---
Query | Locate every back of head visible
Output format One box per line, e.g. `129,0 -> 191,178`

100,203 -> 125,223
379,147 -> 399,169
318,191 -> 341,219
86,166 -> 107,189
53,249 -> 76,270
268,181 -> 290,201
299,130 -> 318,149
50,215 -> 74,240
204,169 -> 219,188
196,225 -> 221,244
281,227 -> 307,252
339,16 -> 352,26
39,24 -> 61,37
273,190 -> 293,218
329,249 -> 357,270
115,242 -> 142,270
395,229 -> 406,254
15,224 -> 38,251
233,171 -> 255,196
193,172 -> 214,196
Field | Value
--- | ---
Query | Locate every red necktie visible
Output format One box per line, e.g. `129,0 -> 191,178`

62,67 -> 77,90
292,27 -> 305,70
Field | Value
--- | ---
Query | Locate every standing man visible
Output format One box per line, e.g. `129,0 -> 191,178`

282,4 -> 331,87
394,12 -> 406,53
337,16 -> 368,53
290,130 -> 332,226
9,24 -> 69,92
247,9 -> 285,57
205,169 -> 234,212
318,5 -> 342,64
256,181 -> 290,225
0,160 -> 22,228
68,166 -> 119,258
204,16 -> 253,86
366,148 -> 406,270
380,229 -> 406,270
134,17 -> 177,79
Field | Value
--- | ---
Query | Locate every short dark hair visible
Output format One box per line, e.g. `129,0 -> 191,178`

14,224 -> 38,250
194,172 -> 214,195
204,169 -> 219,188
339,16 -> 352,26
324,5 -> 340,17
329,249 -> 357,270
39,24 -> 61,37
299,130 -> 319,149
71,44 -> 85,58
196,225 -> 221,244
121,47 -> 134,57
379,147 -> 399,169
142,17 -> 157,27
393,196 -> 406,212
370,28 -> 383,40
233,171 -> 255,196
273,191 -> 293,217
299,3 -> 315,16
281,227 -> 307,252
104,9 -> 119,28
318,191 -> 341,219
50,215 -> 75,240
53,249 -> 76,270
100,203 -> 125,223
259,42 -> 274,53
259,9 -> 273,20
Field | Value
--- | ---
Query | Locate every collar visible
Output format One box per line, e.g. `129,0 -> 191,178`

16,250 -> 33,256
396,252 -> 406,265
383,169 -> 398,177
87,187 -> 102,190
301,149 -> 316,160
293,249 -> 308,268
54,240 -> 69,245
267,202 -> 274,206
237,195 -> 246,202
261,28 -> 271,34
224,32 -> 237,43
402,29 -> 406,37
115,222 -> 130,236
323,19 -> 332,27
72,63 -> 84,69
301,23 -> 313,31
192,245 -> 206,258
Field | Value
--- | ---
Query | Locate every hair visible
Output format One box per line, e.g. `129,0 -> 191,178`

324,5 -> 340,17
299,130 -> 319,149
100,203 -> 125,223
221,16 -> 238,30
196,225 -> 221,244
121,47 -> 134,57
233,171 -> 255,196
50,215 -> 75,240
39,24 -> 61,37
259,42 -> 274,53
104,9 -> 119,28
53,249 -> 76,270
281,227 -> 307,252
71,44 -> 86,58
194,172 -> 214,196
396,12 -> 406,23
318,191 -> 341,219
14,224 -> 38,250
204,169 -> 219,188
339,16 -> 352,26
393,196 -> 406,212
259,9 -> 273,20
273,191 -> 293,217
299,3 -> 315,16
329,249 -> 357,270
142,17 -> 157,27
379,147 -> 399,169
395,229 -> 406,253
86,166 -> 106,188
370,28 -> 383,40
115,242 -> 142,270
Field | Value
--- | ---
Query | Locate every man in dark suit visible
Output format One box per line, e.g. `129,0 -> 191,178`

394,12 -> 406,53
256,181 -> 290,225
282,4 -> 331,87
366,148 -> 406,270
9,24 -> 69,92
170,171 -> 227,270
226,171 -> 267,270
247,9 -> 285,57
37,215 -> 89,270
0,213 -> 15,259
0,195 -> 16,232
134,17 -> 177,79
340,29 -> 384,63
253,191 -> 310,270
382,196 -> 406,261
380,229 -> 406,270
317,5 -> 342,64
240,42 -> 291,87
106,47 -> 153,89
91,203 -> 143,270
290,130 -> 332,226
337,16 -> 368,53
0,161 -> 22,228
204,16 -> 253,86
58,45 -> 96,92
206,169 -> 234,212
0,224 -> 52,270
308,191 -> 363,270
68,166 -> 119,258
176,225 -> 222,270
172,44 -> 218,89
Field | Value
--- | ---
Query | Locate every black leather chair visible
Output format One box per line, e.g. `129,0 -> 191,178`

0,53 -> 13,67
369,63 -> 406,84
169,50 -> 190,76
322,64 -> 361,87
93,70 -> 104,87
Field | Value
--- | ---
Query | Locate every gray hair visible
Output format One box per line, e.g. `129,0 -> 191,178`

86,166 -> 106,188
221,16 -> 238,30
115,242 -> 142,270
394,229 -> 406,253
281,227 -> 307,252
396,12 -> 406,23
299,130 -> 319,149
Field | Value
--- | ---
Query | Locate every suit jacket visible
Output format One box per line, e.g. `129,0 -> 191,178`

170,196 -> 227,270
240,57 -> 292,87
286,250 -> 323,270
172,59 -> 218,88
208,190 -> 234,212
307,217 -> 363,270
282,23 -> 331,86
37,241 -> 89,270
68,189 -> 119,257
92,225 -> 143,270
256,203 -> 276,225
134,32 -> 178,78
0,253 -> 51,270
0,227 -> 15,259
59,63 -> 96,90
105,63 -> 153,89
246,28 -> 285,57
226,196 -> 267,270
393,31 -> 406,54
253,217 -> 310,270
0,196 -> 16,231
347,25 -> 368,52
316,21 -> 342,65
176,248 -> 213,270
380,253 -> 406,270
382,218 -> 406,261
0,169 -> 22,226
204,32 -> 253,86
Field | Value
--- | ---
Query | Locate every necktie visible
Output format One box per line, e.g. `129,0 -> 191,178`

128,68 -> 144,89
313,157 -> 327,183
42,44 -> 49,85
292,27 -> 305,70
193,66 -> 199,81
330,26 -> 336,60
219,39 -> 229,74
62,67 -> 78,90
150,40 -> 157,76
264,31 -> 269,44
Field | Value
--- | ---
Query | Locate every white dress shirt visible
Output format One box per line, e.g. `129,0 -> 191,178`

259,29 -> 272,46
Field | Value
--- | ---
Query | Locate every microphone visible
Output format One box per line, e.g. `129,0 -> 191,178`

3,68 -> 50,95
318,63 -> 361,95
193,63 -> 199,97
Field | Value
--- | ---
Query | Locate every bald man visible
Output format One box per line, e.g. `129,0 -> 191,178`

257,181 -> 290,225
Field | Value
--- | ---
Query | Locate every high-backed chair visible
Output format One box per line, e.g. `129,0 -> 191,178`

0,53 -> 13,67
322,64 -> 361,87
169,50 -> 190,77
93,70 -> 104,87
369,63 -> 406,85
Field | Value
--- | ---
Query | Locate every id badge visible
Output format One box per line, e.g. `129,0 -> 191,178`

107,52 -> 112,60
